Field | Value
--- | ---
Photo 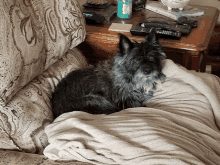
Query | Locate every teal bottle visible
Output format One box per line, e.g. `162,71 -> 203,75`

117,0 -> 132,19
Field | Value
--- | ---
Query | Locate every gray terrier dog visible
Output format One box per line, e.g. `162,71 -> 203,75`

51,28 -> 166,118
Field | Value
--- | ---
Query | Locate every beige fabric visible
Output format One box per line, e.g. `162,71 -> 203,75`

44,60 -> 220,165
0,0 -> 86,104
0,48 -> 88,154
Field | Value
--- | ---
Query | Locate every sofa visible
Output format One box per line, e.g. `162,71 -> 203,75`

1,0 -> 220,165
0,0 -> 93,164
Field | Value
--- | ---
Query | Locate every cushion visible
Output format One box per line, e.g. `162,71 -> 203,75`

0,48 -> 88,154
0,0 -> 86,104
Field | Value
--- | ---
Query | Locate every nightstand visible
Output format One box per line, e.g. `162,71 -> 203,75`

78,5 -> 219,72
206,25 -> 220,77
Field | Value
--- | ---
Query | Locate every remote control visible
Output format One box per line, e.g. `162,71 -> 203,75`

140,22 -> 191,34
130,26 -> 181,38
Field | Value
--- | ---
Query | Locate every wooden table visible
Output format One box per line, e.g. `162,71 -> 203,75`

78,5 -> 219,71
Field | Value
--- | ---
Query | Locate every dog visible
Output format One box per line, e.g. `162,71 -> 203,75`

51,28 -> 166,118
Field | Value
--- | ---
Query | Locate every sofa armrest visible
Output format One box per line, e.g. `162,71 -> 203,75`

0,48 -> 88,154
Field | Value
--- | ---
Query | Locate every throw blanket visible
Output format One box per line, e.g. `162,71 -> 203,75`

44,59 -> 220,165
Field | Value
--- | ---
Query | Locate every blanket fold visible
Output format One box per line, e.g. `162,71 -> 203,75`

44,60 -> 220,165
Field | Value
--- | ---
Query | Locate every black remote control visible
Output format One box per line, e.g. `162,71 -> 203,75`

130,26 -> 181,38
140,22 -> 191,34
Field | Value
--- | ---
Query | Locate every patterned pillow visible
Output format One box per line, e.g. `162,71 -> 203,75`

0,0 -> 86,104
0,48 -> 88,154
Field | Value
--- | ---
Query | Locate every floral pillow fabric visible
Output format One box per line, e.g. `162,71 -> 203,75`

0,48 -> 88,154
0,0 -> 86,104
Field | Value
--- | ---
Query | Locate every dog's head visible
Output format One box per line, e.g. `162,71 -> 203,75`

114,28 -> 166,91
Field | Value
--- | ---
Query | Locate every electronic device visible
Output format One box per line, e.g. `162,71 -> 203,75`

83,2 -> 116,23
130,26 -> 181,38
177,16 -> 198,27
133,0 -> 147,11
83,12 -> 105,24
139,21 -> 191,34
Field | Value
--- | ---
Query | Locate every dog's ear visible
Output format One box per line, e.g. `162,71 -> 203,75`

145,28 -> 160,46
119,33 -> 133,54
145,28 -> 166,60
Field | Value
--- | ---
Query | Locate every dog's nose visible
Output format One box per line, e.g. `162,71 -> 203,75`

152,71 -> 160,79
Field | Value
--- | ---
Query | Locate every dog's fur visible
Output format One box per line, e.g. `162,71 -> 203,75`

51,28 -> 166,118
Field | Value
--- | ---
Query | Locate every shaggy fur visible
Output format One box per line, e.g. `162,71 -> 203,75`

51,28 -> 166,118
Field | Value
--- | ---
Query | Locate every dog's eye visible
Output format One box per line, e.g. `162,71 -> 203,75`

148,56 -> 154,61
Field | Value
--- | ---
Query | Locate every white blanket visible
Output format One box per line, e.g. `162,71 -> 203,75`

44,59 -> 220,165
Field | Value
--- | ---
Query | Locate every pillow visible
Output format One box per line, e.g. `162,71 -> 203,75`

0,48 -> 88,154
0,0 -> 86,104
189,0 -> 220,23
